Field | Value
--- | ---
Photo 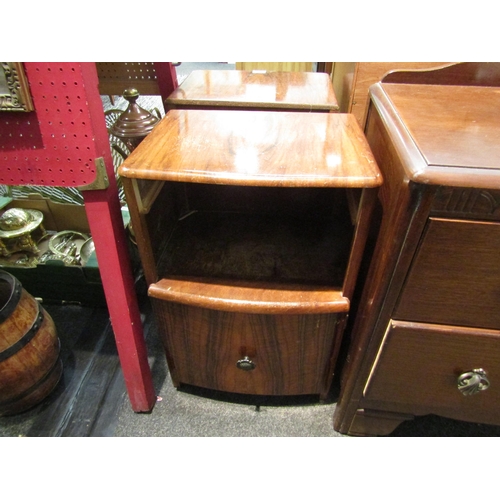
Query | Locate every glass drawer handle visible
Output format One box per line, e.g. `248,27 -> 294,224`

236,356 -> 256,371
457,369 -> 490,396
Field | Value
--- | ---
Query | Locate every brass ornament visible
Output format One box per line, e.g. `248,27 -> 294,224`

0,208 -> 45,256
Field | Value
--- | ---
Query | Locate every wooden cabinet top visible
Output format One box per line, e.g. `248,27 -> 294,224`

370,81 -> 500,189
165,70 -> 339,111
118,109 -> 381,188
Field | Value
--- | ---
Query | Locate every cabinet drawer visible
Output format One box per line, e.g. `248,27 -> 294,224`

363,320 -> 500,425
394,218 -> 500,330
152,299 -> 339,396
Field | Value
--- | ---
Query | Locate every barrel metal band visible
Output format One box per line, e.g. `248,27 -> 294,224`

0,303 -> 44,363
0,273 -> 22,325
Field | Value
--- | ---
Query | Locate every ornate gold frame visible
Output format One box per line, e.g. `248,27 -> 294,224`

0,62 -> 34,112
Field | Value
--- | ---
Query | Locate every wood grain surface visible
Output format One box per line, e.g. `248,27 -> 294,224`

152,299 -> 339,396
149,277 -> 349,315
0,284 -> 62,416
369,83 -> 500,189
382,84 -> 500,171
119,110 -> 381,188
363,320 -> 500,426
394,218 -> 500,330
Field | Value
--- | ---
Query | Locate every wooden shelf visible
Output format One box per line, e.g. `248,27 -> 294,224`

151,193 -> 354,315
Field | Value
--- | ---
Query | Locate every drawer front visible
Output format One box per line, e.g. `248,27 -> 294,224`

363,320 -> 500,425
152,299 -> 339,396
394,218 -> 500,330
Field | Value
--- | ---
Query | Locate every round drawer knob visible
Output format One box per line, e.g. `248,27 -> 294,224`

236,356 -> 256,371
457,368 -> 490,396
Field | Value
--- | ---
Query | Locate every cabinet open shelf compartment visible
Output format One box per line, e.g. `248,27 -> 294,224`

148,183 -> 355,313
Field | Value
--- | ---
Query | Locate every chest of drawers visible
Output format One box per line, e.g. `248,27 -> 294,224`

333,63 -> 500,435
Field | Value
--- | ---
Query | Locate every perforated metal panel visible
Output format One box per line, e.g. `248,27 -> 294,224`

96,62 -> 161,95
0,62 -> 97,187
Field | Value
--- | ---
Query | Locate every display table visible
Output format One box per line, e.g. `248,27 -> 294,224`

119,109 -> 380,399
333,62 -> 500,435
165,70 -> 339,112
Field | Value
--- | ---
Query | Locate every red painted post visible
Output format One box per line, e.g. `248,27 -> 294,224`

82,189 -> 156,411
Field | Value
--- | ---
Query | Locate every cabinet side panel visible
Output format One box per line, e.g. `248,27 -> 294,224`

334,105 -> 435,432
145,182 -> 183,270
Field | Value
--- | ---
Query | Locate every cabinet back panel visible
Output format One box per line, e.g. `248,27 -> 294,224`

158,210 -> 352,286
183,184 -> 350,219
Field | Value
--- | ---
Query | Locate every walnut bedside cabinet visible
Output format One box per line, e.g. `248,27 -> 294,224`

119,109 -> 381,400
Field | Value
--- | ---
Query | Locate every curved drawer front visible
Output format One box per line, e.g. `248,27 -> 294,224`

394,217 -> 500,330
152,299 -> 339,396
363,320 -> 500,425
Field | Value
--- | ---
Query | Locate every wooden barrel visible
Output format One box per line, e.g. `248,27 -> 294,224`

0,270 -> 62,416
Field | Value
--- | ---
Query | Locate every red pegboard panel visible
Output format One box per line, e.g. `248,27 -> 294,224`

0,63 -> 98,187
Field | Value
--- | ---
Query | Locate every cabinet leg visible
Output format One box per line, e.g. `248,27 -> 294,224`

345,408 -> 414,436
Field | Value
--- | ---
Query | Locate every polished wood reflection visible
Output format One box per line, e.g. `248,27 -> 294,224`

165,70 -> 339,111
381,84 -> 500,173
119,109 -> 381,188
149,277 -> 349,315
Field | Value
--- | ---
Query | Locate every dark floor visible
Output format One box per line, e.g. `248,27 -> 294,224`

2,278 -> 500,437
